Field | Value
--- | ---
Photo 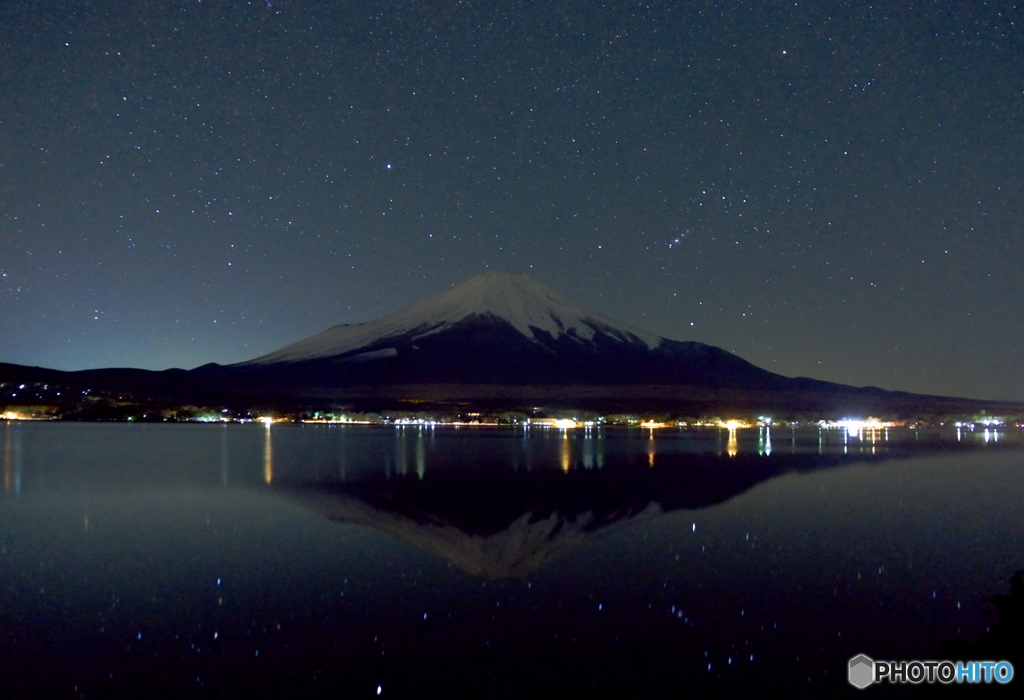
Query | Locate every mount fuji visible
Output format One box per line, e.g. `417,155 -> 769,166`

246,270 -> 663,366
227,270 -> 801,392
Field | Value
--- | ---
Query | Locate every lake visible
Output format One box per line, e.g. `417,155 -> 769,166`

2,421 -> 1022,698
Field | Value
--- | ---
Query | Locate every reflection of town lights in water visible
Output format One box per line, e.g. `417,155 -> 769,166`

726,428 -> 738,457
581,432 -> 594,469
3,425 -> 12,493
4,422 -> 22,495
416,428 -> 426,479
758,426 -> 772,456
396,428 -> 409,476
263,424 -> 273,484
647,431 -> 655,467
561,432 -> 571,472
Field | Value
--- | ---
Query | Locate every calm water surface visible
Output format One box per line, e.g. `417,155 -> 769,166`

1,422 -> 1022,698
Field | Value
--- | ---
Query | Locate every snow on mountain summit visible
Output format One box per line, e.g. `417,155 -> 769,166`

246,271 -> 664,365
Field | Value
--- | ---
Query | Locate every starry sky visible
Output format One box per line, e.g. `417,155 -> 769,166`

1,0 -> 1021,401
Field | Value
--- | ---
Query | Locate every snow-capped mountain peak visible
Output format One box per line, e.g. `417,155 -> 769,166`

246,271 -> 664,365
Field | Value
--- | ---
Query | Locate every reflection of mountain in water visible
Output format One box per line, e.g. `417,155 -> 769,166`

276,450 -> 915,579
285,485 -> 663,579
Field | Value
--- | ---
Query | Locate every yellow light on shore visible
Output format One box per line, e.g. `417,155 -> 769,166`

1,411 -> 45,421
639,421 -> 668,429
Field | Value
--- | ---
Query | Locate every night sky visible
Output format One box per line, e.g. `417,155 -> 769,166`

2,1 -> 1021,401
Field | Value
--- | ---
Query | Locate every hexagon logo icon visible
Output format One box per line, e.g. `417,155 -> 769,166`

849,654 -> 875,689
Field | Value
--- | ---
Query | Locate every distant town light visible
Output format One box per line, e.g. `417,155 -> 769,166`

818,417 -> 898,432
